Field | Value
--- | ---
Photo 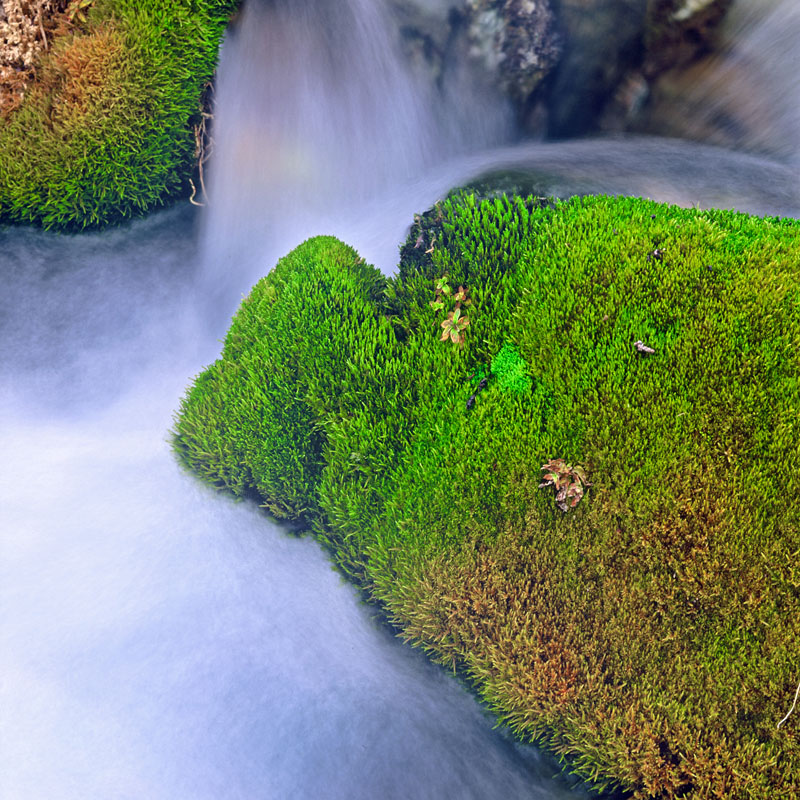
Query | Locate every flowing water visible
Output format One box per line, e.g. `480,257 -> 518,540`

1,1 -> 798,798
639,0 -> 800,161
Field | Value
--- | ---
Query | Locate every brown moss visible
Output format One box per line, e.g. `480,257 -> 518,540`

384,448 -> 800,797
42,24 -> 124,124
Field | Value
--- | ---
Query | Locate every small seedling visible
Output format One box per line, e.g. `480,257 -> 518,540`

434,275 -> 451,296
431,275 -> 472,347
440,307 -> 470,344
429,275 -> 451,310
67,0 -> 94,23
452,285 -> 469,304
538,458 -> 592,512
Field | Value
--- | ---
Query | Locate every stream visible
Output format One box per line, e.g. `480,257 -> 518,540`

1,0 -> 797,798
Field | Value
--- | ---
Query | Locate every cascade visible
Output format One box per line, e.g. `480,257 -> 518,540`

201,0 -> 513,323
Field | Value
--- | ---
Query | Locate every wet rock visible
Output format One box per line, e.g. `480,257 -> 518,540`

626,39 -> 791,158
549,0 -> 734,138
600,0 -> 797,158
642,0 -> 734,77
546,0 -> 649,138
389,0 -> 735,140
389,0 -> 561,132
464,0 -> 562,106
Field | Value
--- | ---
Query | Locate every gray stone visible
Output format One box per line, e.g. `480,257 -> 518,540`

464,0 -> 562,106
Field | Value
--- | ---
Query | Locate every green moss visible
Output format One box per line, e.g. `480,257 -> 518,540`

173,194 -> 800,798
491,342 -> 532,393
0,0 -> 238,230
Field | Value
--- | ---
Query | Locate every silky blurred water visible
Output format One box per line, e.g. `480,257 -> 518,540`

1,0 -> 798,798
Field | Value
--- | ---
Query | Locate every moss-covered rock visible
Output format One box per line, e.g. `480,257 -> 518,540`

173,194 -> 800,798
0,0 -> 238,230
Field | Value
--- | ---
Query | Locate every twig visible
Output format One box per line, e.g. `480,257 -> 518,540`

37,5 -> 48,50
197,157 -> 208,205
194,122 -> 210,205
777,679 -> 800,729
465,375 -> 490,410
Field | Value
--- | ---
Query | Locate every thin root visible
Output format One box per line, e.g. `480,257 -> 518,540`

777,679 -> 800,729
189,178 -> 204,207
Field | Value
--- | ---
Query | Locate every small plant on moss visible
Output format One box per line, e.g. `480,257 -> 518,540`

538,458 -> 592,512
440,307 -> 470,345
67,0 -> 94,24
452,284 -> 469,304
429,276 -> 449,311
431,274 -> 472,347
490,342 -> 531,393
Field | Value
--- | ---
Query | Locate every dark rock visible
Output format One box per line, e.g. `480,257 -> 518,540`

601,0 -> 798,158
598,0 -> 734,133
388,0 -> 735,141
389,0 -> 561,133
546,0 -> 649,138
388,0 -> 456,84
643,0 -> 734,77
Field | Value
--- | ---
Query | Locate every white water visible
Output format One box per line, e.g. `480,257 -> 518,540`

200,0 -> 513,328
1,0 -> 798,798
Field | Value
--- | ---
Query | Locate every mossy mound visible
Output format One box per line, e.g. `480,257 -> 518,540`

173,193 -> 800,798
0,0 -> 237,230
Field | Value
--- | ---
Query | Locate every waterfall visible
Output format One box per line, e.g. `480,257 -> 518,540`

201,0 -> 513,323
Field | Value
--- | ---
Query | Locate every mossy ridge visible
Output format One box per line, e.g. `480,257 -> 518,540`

0,0 -> 238,230
173,194 -> 800,798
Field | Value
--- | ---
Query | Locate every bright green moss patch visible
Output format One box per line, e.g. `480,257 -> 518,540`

491,342 -> 532,393
173,194 -> 800,798
0,0 -> 238,230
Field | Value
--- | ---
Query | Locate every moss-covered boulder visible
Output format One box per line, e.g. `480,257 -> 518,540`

0,0 -> 238,229
173,193 -> 800,798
